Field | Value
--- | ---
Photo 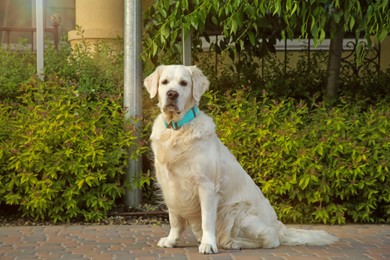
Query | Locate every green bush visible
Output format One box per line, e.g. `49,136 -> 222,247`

203,90 -> 390,224
0,47 -> 35,100
0,33 -> 124,102
199,49 -> 389,102
44,34 -> 124,95
200,51 -> 329,99
0,79 -> 144,222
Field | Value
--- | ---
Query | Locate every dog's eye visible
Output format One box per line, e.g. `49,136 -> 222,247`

161,79 -> 169,85
179,80 -> 188,87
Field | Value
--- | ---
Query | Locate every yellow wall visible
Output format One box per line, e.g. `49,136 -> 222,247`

68,0 -> 154,50
68,0 -> 123,49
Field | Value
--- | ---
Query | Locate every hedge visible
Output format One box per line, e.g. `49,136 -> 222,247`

203,90 -> 390,224
1,81 -> 389,224
0,78 -> 144,222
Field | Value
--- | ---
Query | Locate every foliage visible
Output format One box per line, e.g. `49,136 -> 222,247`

199,47 -> 389,102
1,23 -> 388,224
143,0 -> 389,99
0,32 -> 125,102
0,79 -> 145,222
340,68 -> 390,100
0,46 -> 35,100
45,30 -> 124,95
143,0 -> 390,61
263,53 -> 328,99
203,90 -> 390,224
281,1 -> 389,43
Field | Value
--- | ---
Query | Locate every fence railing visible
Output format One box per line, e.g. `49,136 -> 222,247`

0,25 -> 59,51
202,33 -> 382,80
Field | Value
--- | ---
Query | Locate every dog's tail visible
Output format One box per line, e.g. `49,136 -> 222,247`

280,227 -> 338,246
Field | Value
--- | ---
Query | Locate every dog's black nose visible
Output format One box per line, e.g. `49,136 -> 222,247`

167,90 -> 179,100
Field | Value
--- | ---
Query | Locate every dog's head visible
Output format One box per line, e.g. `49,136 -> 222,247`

144,65 -> 209,121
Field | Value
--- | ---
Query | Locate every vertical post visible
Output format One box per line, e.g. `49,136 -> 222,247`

36,0 -> 44,80
215,35 -> 218,75
182,28 -> 192,65
377,42 -> 381,77
6,31 -> 10,51
326,19 -> 344,100
284,37 -> 287,74
53,24 -> 59,50
307,38 -> 311,73
124,0 -> 142,207
1,0 -> 11,44
50,13 -> 62,51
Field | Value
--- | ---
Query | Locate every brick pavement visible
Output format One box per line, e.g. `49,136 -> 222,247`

0,224 -> 389,260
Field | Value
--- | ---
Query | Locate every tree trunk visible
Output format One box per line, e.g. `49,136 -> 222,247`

326,20 -> 345,100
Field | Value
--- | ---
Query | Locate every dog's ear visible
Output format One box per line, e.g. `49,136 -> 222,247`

188,65 -> 210,102
144,66 -> 163,99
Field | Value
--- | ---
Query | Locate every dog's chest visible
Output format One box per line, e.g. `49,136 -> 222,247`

152,139 -> 201,216
152,131 -> 194,164
150,119 -> 212,217
157,165 -> 201,216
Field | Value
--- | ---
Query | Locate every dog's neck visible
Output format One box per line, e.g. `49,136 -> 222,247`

163,106 -> 199,130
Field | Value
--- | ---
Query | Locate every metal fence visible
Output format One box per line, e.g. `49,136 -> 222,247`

0,25 -> 59,51
201,35 -> 382,80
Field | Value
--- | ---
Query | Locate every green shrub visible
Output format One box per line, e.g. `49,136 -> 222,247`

44,34 -> 124,95
203,90 -> 390,224
261,52 -> 328,99
0,47 -> 35,100
340,68 -> 390,100
199,49 -> 389,101
0,33 -> 124,102
0,78 -> 145,222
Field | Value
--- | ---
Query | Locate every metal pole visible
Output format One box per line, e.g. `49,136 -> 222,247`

124,0 -> 142,207
1,0 -> 10,43
182,28 -> 192,65
36,0 -> 44,80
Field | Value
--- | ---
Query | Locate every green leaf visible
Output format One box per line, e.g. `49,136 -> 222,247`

231,17 -> 238,34
299,175 -> 311,190
76,179 -> 84,189
319,29 -> 326,42
248,31 -> 255,46
378,28 -> 388,42
311,24 -> 319,41
349,16 -> 355,31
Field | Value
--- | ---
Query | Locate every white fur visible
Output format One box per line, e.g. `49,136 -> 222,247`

144,65 -> 338,254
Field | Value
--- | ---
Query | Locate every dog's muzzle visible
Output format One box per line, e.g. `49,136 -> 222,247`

163,90 -> 180,114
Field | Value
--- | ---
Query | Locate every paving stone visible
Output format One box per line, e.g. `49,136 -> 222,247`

0,224 -> 388,259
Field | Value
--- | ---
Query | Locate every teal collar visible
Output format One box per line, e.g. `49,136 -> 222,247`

164,106 -> 199,130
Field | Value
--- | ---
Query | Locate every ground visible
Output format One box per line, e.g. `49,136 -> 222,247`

0,224 -> 389,259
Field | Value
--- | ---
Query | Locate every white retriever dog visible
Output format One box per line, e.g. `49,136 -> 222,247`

144,65 -> 338,254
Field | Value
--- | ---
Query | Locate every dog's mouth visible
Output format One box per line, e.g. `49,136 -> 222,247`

163,104 -> 181,114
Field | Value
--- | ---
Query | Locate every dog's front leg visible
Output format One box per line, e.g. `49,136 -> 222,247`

157,211 -> 186,248
198,181 -> 218,254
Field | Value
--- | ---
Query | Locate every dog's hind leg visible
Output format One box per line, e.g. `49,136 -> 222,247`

231,215 -> 281,249
191,223 -> 202,244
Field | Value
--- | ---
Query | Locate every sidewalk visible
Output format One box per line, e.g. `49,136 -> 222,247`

0,224 -> 389,259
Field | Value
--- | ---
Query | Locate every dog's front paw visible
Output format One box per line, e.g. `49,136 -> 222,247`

199,243 -> 218,254
157,237 -> 176,248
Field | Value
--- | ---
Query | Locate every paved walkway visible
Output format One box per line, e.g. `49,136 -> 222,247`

0,224 -> 389,259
